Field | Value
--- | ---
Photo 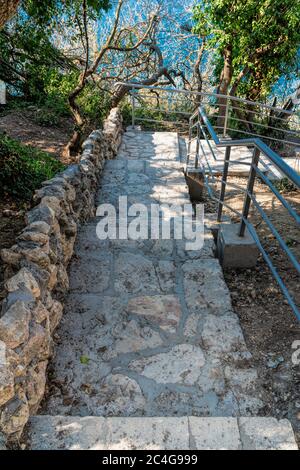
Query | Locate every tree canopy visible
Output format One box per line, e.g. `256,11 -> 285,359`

0,0 -> 299,157
193,0 -> 300,101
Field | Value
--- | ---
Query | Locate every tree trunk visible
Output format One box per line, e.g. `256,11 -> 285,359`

192,39 -> 206,106
65,89 -> 86,159
217,45 -> 233,131
0,0 -> 20,29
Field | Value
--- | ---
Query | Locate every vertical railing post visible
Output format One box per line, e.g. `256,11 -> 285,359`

239,146 -> 260,237
187,118 -> 192,170
217,146 -> 231,222
131,88 -> 136,129
195,119 -> 200,169
223,96 -> 230,137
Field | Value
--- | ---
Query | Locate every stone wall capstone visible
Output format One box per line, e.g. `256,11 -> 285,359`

0,107 -> 123,445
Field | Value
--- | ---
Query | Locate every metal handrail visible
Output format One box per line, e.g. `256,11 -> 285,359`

119,82 -> 300,150
116,81 -> 299,115
190,106 -> 300,321
198,106 -> 300,188
115,81 -> 300,321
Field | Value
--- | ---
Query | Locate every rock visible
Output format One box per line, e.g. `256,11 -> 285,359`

47,265 -> 58,291
183,313 -> 199,338
0,301 -> 31,349
104,319 -> 162,360
26,362 -> 47,412
18,246 -> 51,269
239,417 -> 298,450
156,261 -> 176,293
1,290 -> 35,316
183,259 -> 233,315
24,221 -> 51,235
114,252 -> 160,294
129,344 -> 206,385
21,323 -> 50,366
201,314 -> 247,354
26,204 -> 56,226
5,268 -> 41,299
106,417 -> 188,450
0,341 -> 15,406
0,394 -> 29,436
55,264 -> 69,293
95,374 -> 146,416
224,366 -> 258,392
0,432 -> 6,450
48,300 -> 63,333
0,248 -> 22,267
266,355 -> 285,369
2,209 -> 15,217
18,231 -> 49,245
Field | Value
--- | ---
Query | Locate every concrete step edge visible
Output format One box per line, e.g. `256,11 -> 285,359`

27,416 -> 298,451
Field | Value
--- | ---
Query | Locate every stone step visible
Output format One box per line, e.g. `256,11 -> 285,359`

27,416 -> 298,450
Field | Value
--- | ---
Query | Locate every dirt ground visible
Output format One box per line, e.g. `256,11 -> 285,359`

0,107 -> 73,160
203,175 -> 300,445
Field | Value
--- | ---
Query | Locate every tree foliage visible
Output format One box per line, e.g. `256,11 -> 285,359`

193,0 -> 300,101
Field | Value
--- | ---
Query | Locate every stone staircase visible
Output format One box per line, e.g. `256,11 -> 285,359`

27,130 -> 297,450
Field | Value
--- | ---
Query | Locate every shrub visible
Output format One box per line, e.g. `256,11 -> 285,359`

33,107 -> 61,127
273,177 -> 297,193
0,134 -> 65,201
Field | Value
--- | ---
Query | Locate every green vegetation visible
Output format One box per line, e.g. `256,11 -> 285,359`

193,0 -> 300,101
0,1 -> 299,155
273,177 -> 298,194
0,134 -> 65,200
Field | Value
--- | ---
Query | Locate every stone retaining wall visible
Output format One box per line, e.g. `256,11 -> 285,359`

0,108 -> 123,443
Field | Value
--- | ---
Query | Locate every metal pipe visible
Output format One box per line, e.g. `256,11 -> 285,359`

217,146 -> 231,222
131,88 -> 135,128
223,98 -> 230,137
239,147 -> 261,237
116,81 -> 298,116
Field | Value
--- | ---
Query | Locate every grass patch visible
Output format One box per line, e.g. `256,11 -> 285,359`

0,134 -> 65,201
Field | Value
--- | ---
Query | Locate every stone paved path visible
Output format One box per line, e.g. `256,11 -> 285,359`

39,130 -> 266,419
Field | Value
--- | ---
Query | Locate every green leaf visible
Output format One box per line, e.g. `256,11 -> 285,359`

80,355 -> 90,365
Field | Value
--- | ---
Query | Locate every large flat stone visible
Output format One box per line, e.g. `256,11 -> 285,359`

182,259 -> 233,315
201,313 -> 247,354
91,374 -> 146,416
239,417 -> 298,450
127,295 -> 182,334
189,417 -> 241,450
129,344 -> 206,385
28,416 -> 107,450
103,319 -> 163,360
106,417 -> 189,450
114,252 -> 161,294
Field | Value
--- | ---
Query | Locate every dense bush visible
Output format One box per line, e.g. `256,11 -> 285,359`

0,134 -> 65,200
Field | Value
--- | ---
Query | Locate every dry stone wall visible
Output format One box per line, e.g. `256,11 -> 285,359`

0,108 -> 123,443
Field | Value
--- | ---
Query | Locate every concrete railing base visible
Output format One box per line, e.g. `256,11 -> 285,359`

217,223 -> 259,269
